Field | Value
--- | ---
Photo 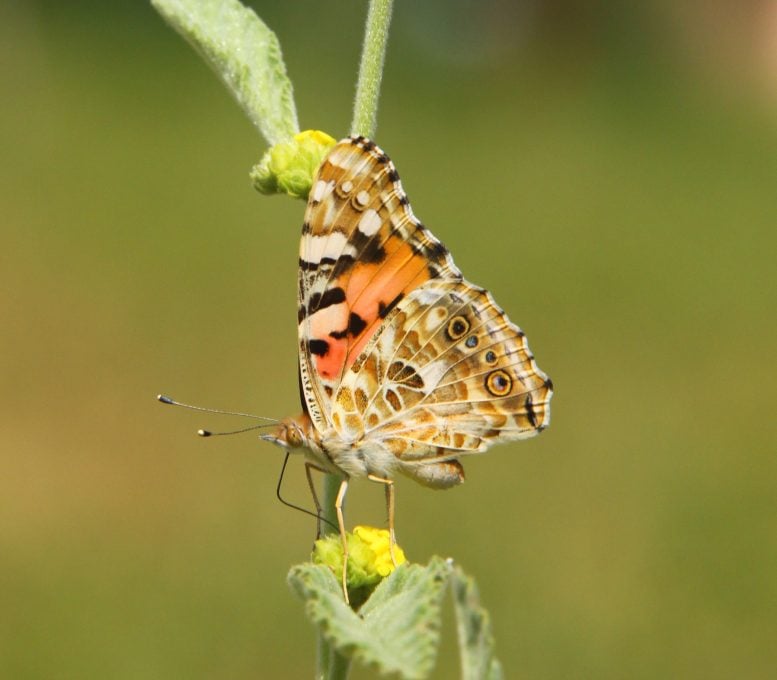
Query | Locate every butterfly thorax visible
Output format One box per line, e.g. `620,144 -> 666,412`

267,412 -> 407,480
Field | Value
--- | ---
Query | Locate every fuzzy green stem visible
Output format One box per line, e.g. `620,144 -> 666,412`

318,3 -> 394,676
320,474 -> 342,540
351,0 -> 395,138
327,649 -> 352,679
317,633 -> 331,680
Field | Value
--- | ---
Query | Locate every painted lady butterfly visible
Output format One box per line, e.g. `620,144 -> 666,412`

264,136 -> 553,599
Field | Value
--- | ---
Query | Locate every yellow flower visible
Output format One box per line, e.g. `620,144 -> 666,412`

312,526 -> 407,607
251,129 -> 336,198
353,525 -> 406,577
294,129 -> 336,147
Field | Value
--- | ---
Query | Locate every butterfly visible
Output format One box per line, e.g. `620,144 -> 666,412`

264,136 -> 553,601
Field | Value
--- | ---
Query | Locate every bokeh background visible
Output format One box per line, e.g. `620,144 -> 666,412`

3,1 -> 777,678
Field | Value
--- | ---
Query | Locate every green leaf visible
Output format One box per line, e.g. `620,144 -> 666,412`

450,566 -> 504,680
288,558 -> 452,679
151,0 -> 299,145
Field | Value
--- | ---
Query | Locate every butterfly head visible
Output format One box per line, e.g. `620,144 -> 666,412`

260,414 -> 313,450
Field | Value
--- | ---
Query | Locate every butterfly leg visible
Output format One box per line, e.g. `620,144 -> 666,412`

367,474 -> 398,567
304,462 -> 328,539
334,477 -> 350,604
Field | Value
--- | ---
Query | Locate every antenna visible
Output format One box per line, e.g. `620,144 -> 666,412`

197,423 -> 276,437
158,394 -> 279,437
158,394 -> 332,528
157,394 -> 279,423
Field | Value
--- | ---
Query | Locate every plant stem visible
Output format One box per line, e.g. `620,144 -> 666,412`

317,473 -> 341,679
318,3 -> 395,677
328,648 -> 352,679
351,0 -> 395,138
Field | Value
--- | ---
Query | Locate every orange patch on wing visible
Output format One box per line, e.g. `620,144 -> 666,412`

306,233 -> 433,381
315,336 -> 347,379
309,302 -> 349,380
344,243 -> 431,368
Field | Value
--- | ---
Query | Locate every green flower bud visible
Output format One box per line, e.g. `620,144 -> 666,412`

251,129 -> 336,199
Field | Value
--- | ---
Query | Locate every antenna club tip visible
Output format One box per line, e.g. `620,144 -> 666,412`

197,429 -> 212,437
158,394 -> 174,404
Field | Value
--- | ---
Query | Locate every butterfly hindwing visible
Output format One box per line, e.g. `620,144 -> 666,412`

331,279 -> 552,463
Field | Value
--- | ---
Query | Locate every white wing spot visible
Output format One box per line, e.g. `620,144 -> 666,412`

418,360 -> 448,392
302,232 -> 356,262
355,190 -> 370,207
424,306 -> 448,332
358,209 -> 382,236
311,180 -> 334,203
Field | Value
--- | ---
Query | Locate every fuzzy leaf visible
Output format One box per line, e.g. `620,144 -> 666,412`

288,558 -> 452,679
151,0 -> 299,144
451,566 -> 504,680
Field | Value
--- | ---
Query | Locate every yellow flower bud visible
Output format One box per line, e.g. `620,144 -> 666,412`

251,129 -> 336,199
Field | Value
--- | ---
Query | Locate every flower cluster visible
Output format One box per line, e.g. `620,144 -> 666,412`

251,129 -> 336,198
312,525 -> 407,606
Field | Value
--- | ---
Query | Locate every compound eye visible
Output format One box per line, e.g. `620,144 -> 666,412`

286,424 -> 303,447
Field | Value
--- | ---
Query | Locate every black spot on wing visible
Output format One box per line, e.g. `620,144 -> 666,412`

407,224 -> 448,264
332,255 -> 357,277
525,393 -> 538,429
309,287 -> 346,313
308,339 -> 329,357
300,255 -> 344,272
378,292 -> 404,318
349,228 -> 387,265
361,240 -> 386,264
387,361 -> 424,389
329,312 -> 367,339
426,239 -> 448,264
297,368 -> 309,414
348,312 -> 367,336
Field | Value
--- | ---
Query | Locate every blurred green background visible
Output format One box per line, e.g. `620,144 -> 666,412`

2,1 -> 777,678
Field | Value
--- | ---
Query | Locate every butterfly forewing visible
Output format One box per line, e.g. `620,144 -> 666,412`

298,137 -> 461,430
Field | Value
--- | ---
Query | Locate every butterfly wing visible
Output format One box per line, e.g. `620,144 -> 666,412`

298,137 -> 461,430
298,137 -> 552,482
332,279 -> 552,470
